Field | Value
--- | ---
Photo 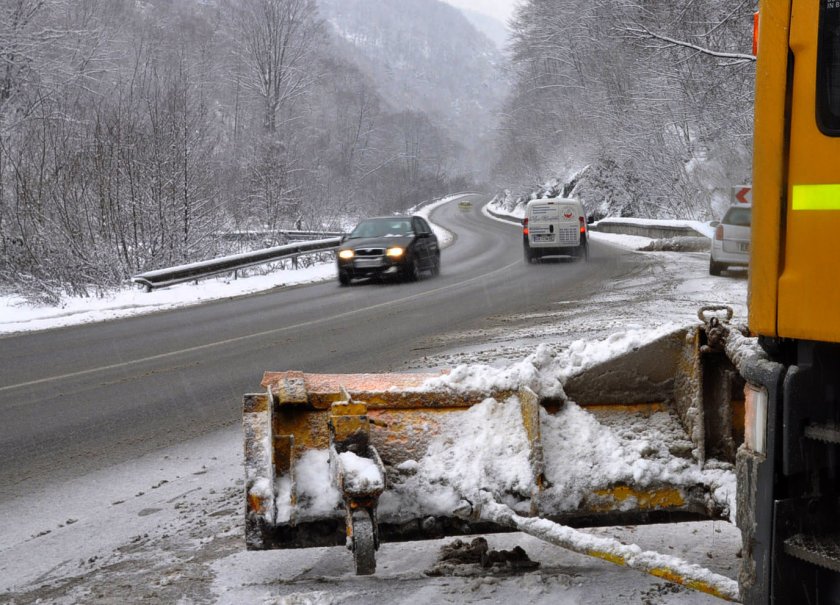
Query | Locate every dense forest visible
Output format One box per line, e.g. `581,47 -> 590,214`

0,0 -> 488,299
494,0 -> 756,220
0,0 -> 756,301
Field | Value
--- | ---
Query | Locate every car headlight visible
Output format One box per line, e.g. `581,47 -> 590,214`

338,249 -> 355,260
386,247 -> 404,258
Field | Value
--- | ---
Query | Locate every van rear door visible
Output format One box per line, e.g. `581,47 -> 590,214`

528,201 -> 581,248
528,202 -> 560,245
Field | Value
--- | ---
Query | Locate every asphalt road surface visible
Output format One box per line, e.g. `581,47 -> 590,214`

0,196 -> 640,500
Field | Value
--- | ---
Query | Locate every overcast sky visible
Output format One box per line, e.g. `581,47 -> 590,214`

442,0 -> 521,25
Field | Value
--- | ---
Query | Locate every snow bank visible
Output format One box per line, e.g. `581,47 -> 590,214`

415,194 -> 462,248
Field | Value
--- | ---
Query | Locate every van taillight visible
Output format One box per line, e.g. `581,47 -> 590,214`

579,216 -> 586,233
715,225 -> 724,240
523,217 -> 529,235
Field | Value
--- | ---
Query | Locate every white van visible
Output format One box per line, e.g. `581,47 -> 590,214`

522,198 -> 589,263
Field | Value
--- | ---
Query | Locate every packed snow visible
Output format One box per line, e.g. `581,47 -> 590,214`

337,451 -> 386,494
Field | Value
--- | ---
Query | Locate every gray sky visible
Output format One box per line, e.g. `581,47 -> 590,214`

441,0 -> 521,25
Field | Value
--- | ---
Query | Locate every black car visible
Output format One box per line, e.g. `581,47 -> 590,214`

337,216 -> 440,285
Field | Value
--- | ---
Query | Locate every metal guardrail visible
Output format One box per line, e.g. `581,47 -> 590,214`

218,230 -> 345,243
132,194 -> 480,292
589,221 -> 708,239
485,206 -> 521,224
485,205 -> 710,240
131,237 -> 342,292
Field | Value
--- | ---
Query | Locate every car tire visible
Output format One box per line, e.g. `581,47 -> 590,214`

338,270 -> 351,286
405,258 -> 421,282
709,258 -> 724,276
431,254 -> 440,277
578,241 -> 589,262
524,245 -> 535,264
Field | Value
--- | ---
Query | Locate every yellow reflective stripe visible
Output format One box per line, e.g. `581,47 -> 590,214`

792,184 -> 840,210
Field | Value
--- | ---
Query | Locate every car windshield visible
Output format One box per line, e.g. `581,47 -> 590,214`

722,207 -> 751,227
349,218 -> 414,239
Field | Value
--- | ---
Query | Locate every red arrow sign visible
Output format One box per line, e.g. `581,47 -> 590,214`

734,186 -> 752,205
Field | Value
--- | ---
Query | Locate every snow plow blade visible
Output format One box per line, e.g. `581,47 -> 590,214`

243,324 -> 743,581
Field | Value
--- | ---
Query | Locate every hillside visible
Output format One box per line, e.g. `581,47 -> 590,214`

318,0 -> 508,172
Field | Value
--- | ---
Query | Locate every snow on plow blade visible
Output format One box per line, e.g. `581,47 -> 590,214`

242,326 -> 742,582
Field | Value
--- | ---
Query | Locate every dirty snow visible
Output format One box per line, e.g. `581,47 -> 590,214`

294,450 -> 342,520
481,499 -> 739,601
418,325 -> 684,397
337,451 -> 385,494
379,395 -> 536,520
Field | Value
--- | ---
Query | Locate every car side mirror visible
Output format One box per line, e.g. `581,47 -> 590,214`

340,234 -> 348,243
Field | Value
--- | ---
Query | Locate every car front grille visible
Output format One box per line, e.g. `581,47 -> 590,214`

355,248 -> 385,257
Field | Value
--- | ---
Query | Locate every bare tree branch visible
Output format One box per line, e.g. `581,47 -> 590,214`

624,25 -> 755,64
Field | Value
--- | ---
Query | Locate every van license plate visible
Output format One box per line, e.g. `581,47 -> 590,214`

534,234 -> 553,242
739,243 -> 749,252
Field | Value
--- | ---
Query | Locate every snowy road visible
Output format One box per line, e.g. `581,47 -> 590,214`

0,197 -> 749,604
0,198 -> 634,500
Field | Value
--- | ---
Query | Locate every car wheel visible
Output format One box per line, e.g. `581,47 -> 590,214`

431,254 -> 440,277
405,258 -> 421,282
578,241 -> 589,262
338,270 -> 351,286
524,246 -> 534,264
709,258 -> 723,276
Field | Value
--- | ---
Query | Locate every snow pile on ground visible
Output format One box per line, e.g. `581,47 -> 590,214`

486,194 -> 527,220
639,237 -> 710,252
413,194 -> 461,249
0,262 -> 336,335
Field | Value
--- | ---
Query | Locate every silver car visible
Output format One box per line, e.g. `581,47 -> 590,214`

710,205 -> 751,275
